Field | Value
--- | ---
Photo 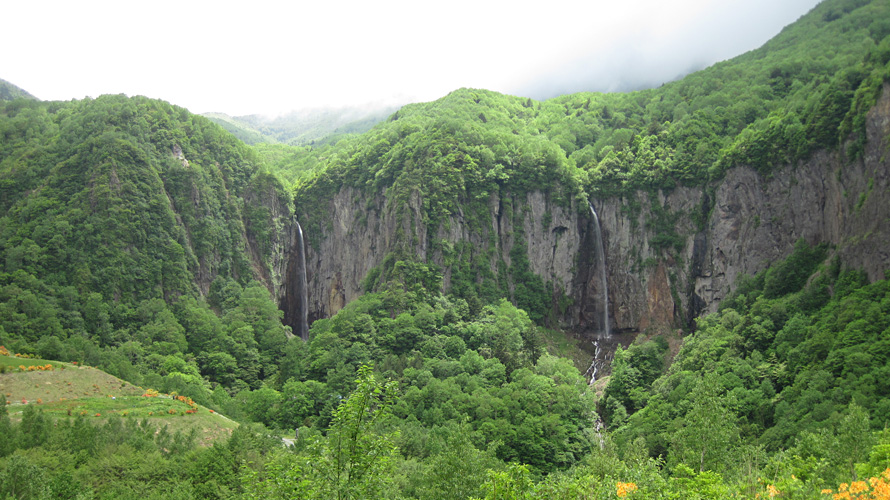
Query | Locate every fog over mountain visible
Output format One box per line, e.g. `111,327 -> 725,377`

510,0 -> 824,99
1,0 -> 820,116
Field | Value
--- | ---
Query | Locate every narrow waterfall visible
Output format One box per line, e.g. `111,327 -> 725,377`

589,203 -> 610,337
584,202 -> 611,385
295,220 -> 310,341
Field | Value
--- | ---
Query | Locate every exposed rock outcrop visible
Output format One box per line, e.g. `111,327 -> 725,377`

693,83 -> 890,314
278,84 -> 890,337
283,188 -> 583,326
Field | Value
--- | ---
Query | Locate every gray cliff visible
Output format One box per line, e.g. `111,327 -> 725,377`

278,84 -> 890,337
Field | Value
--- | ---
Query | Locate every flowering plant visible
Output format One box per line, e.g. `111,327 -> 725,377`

821,469 -> 890,499
616,482 -> 638,497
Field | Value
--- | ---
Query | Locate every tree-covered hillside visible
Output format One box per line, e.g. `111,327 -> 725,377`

0,95 -> 290,302
0,94 -> 298,400
0,79 -> 37,102
204,106 -> 399,185
6,244 -> 890,499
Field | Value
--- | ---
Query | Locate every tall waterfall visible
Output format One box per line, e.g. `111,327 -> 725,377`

589,203 -> 610,337
584,202 -> 611,385
295,220 -> 309,341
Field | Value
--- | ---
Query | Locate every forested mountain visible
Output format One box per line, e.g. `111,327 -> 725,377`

2,0 -> 890,498
204,105 -> 398,146
0,79 -> 37,102
286,0 -> 890,333
203,107 -> 399,186
0,95 -> 296,397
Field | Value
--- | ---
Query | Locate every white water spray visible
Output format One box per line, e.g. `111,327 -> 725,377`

589,203 -> 610,338
584,203 -> 611,385
295,220 -> 309,341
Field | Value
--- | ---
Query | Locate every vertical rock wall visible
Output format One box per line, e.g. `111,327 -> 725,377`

281,187 -> 584,329
278,84 -> 890,337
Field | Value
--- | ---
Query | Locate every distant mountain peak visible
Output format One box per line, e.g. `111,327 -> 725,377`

202,104 -> 398,146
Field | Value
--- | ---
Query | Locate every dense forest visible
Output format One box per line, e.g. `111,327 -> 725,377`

3,246 -> 890,498
2,0 -> 890,498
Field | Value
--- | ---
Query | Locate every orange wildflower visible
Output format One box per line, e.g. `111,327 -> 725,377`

616,482 -> 638,498
824,468 -> 890,500
849,481 -> 868,495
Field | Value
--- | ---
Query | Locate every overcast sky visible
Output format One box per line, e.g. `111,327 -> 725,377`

2,0 -> 822,117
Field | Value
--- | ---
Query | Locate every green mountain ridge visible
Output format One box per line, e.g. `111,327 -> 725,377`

0,78 -> 37,102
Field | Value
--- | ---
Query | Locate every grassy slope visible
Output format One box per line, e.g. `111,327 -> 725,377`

0,355 -> 237,445
540,327 -> 591,372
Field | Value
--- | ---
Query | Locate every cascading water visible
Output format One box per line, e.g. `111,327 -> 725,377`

295,219 -> 309,341
589,202 -> 610,338
585,340 -> 602,383
584,202 -> 611,385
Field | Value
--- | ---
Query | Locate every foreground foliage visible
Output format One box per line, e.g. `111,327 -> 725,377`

4,244 -> 890,499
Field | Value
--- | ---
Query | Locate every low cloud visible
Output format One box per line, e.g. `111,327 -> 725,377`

508,0 -> 821,99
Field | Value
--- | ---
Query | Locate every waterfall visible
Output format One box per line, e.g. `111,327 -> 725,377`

583,340 -> 602,384
585,203 -> 610,386
295,220 -> 309,341
589,203 -> 610,337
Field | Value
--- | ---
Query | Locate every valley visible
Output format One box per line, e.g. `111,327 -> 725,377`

2,0 -> 890,497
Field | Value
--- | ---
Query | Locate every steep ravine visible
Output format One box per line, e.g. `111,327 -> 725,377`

279,84 -> 890,338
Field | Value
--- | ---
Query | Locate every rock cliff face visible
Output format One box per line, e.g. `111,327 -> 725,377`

691,98 -> 890,313
282,188 -> 584,325
589,186 -> 702,333
593,84 -> 890,333
279,84 -> 890,337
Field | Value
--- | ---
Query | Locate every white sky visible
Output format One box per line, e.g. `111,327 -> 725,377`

2,0 -> 822,117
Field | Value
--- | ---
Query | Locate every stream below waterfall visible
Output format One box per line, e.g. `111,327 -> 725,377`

580,330 -> 633,385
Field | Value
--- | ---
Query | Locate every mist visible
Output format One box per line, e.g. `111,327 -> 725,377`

508,0 -> 822,100
0,0 -> 823,116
